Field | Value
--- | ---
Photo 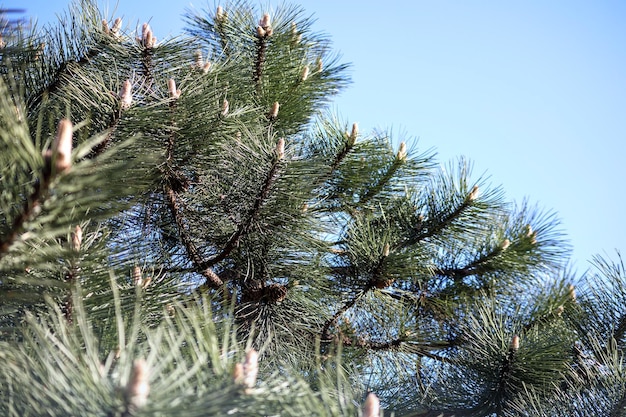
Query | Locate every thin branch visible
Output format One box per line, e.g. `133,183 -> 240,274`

404,196 -> 476,247
163,97 -> 223,288
320,285 -> 372,340
0,172 -> 49,257
202,155 -> 283,268
27,45 -> 101,111
358,158 -> 404,207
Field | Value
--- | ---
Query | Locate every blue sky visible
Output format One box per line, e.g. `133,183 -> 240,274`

26,0 -> 626,271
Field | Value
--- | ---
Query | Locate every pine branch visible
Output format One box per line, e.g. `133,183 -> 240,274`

163,89 -> 223,289
203,142 -> 284,268
433,240 -> 510,281
27,43 -> 101,112
0,172 -> 48,256
321,285 -> 373,341
358,146 -> 406,207
405,186 -> 479,247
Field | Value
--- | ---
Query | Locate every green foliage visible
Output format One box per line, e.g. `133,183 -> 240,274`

0,0 -> 625,416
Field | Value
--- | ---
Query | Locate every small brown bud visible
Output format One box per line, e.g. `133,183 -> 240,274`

269,101 -> 280,119
216,6 -> 224,21
168,78 -> 181,99
112,17 -> 122,34
102,19 -> 110,34
259,13 -> 271,28
202,62 -> 212,73
47,119 -> 73,173
234,350 -> 259,389
397,141 -> 407,161
132,266 -> 142,286
348,122 -> 358,145
276,138 -> 285,159
233,362 -> 244,383
524,224 -> 533,237
120,80 -> 133,109
382,243 -> 390,257
256,26 -> 266,37
363,392 -> 380,417
500,238 -> 511,251
568,284 -> 576,302
316,58 -> 323,72
301,65 -> 310,81
70,225 -> 82,252
511,335 -> 520,351
221,99 -> 229,116
468,185 -> 479,201
127,359 -> 150,408
141,23 -> 156,48
555,305 -> 564,316
142,276 -> 152,288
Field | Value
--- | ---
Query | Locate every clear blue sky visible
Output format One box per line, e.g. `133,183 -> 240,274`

26,0 -> 626,271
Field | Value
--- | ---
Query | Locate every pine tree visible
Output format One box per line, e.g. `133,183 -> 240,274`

1,1 -> 625,416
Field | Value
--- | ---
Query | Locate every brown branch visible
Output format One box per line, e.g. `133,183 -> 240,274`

0,171 -> 50,257
163,97 -> 222,289
404,198 -> 474,248
253,28 -> 269,87
433,243 -> 509,281
320,284 -> 373,341
202,156 -> 283,268
27,45 -> 101,111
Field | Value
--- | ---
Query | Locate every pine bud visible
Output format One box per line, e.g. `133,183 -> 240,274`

120,80 -> 133,109
363,392 -> 380,417
511,335 -> 520,351
216,6 -> 224,21
70,225 -> 82,252
234,349 -> 259,389
555,305 -> 564,316
524,224 -> 533,237
132,266 -> 142,286
301,65 -> 310,81
397,141 -> 407,161
168,78 -> 181,99
316,58 -> 323,72
259,13 -> 271,28
141,23 -> 156,48
276,138 -> 285,159
46,119 -> 73,174
127,359 -> 150,408
102,19 -> 110,34
348,122 -> 358,146
269,101 -> 280,119
202,61 -> 212,73
142,276 -> 152,288
500,238 -> 511,251
382,243 -> 390,257
256,26 -> 266,37
568,284 -> 576,302
468,185 -> 479,201
0,36 -> 4,48
112,17 -> 122,35
221,99 -> 229,116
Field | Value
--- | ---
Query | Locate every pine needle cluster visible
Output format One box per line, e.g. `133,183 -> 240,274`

0,1 -> 625,416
